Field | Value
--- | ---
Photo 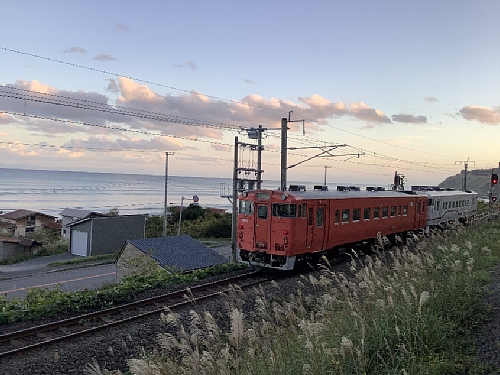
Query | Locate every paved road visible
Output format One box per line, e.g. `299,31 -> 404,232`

0,245 -> 233,300
0,264 -> 116,299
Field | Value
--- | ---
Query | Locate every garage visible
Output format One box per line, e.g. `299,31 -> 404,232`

71,230 -> 88,256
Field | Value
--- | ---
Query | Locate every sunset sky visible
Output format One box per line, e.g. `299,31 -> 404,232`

2,0 -> 500,187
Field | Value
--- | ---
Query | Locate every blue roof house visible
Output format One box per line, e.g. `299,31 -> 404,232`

116,235 -> 229,281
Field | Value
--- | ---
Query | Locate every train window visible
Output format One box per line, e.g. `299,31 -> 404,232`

398,206 -> 402,216
390,206 -> 396,217
342,209 -> 350,223
316,207 -> 324,227
335,210 -> 340,224
444,202 -> 448,209
239,200 -> 254,215
272,204 -> 297,218
257,205 -> 268,219
416,202 -> 421,214
427,198 -> 433,206
308,207 -> 313,226
373,207 -> 380,219
382,206 -> 388,218
403,205 -> 408,216
298,203 -> 307,218
364,207 -> 371,220
353,208 -> 361,222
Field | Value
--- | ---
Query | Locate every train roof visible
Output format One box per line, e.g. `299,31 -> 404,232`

243,189 -> 426,201
415,190 -> 478,198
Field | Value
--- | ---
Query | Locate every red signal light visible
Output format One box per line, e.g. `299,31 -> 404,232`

492,173 -> 499,185
238,225 -> 243,229
283,230 -> 289,235
493,197 -> 498,203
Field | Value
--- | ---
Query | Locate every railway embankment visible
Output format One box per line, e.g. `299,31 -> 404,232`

0,222 -> 499,374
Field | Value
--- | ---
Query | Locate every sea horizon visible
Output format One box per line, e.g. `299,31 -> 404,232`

0,167 -> 392,218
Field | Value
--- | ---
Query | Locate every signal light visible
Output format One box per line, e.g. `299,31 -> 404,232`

283,230 -> 289,235
493,197 -> 498,203
492,173 -> 499,185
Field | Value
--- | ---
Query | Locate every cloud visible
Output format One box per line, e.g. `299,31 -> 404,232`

173,61 -> 197,71
0,112 -> 16,125
93,54 -> 117,61
244,79 -> 256,85
211,143 -> 231,152
105,78 -> 120,93
62,135 -> 185,153
116,23 -> 130,31
424,97 -> 438,103
391,113 -> 427,123
459,106 -> 500,124
63,47 -> 87,54
350,102 -> 391,124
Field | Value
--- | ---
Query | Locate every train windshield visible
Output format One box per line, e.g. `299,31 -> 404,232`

272,203 -> 297,218
239,200 -> 254,215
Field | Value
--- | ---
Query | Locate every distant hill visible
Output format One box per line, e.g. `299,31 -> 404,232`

438,169 -> 496,198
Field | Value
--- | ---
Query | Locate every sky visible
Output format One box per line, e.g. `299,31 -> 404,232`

2,0 -> 500,188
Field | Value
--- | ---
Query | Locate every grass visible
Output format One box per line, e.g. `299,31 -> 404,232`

86,219 -> 500,375
46,254 -> 117,267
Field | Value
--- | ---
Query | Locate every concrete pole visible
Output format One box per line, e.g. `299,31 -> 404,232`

280,117 -> 288,191
178,196 -> 184,235
231,136 -> 239,262
163,152 -> 173,236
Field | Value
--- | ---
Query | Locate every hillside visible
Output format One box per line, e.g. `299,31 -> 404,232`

438,169 -> 497,198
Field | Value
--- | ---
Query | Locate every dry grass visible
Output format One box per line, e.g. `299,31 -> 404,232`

87,221 -> 500,375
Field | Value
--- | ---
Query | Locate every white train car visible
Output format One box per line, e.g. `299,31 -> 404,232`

416,190 -> 478,232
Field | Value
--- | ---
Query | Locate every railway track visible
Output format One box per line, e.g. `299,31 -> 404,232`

0,269 -> 279,358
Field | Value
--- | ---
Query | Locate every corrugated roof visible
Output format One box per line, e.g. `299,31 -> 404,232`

59,208 -> 103,219
127,235 -> 229,271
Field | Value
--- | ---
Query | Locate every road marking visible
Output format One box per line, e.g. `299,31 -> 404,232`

0,271 -> 116,294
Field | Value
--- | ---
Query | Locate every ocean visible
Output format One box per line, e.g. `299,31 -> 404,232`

0,168 -> 389,218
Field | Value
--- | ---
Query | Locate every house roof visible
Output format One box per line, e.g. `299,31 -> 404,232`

0,222 -> 16,230
19,238 -> 42,247
126,235 -> 229,271
59,208 -> 104,219
1,209 -> 56,220
43,221 -> 62,229
0,237 -> 20,243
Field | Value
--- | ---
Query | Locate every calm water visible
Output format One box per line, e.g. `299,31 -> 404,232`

0,168 -> 235,217
0,168 -> 384,218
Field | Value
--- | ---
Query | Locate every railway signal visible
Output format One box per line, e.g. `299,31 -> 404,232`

493,197 -> 498,203
492,173 -> 499,185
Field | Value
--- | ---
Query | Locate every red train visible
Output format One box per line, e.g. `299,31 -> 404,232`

238,187 -> 429,270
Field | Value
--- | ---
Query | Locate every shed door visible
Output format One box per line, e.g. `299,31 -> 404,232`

71,230 -> 88,256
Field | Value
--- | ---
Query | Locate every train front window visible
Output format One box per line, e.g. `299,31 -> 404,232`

239,200 -> 254,215
272,204 -> 297,218
257,205 -> 268,219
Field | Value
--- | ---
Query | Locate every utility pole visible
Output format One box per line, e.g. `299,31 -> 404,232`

163,152 -> 174,236
455,157 -> 475,191
280,117 -> 288,191
231,136 -> 239,262
323,165 -> 332,186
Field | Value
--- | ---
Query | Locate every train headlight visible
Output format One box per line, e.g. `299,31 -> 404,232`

283,230 -> 288,235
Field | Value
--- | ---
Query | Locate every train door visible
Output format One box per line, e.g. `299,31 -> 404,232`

313,205 -> 326,250
306,206 -> 314,248
254,203 -> 271,250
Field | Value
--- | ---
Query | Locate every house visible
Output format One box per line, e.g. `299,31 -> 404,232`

59,208 -> 106,239
116,235 -> 229,281
0,209 -> 57,237
68,214 -> 146,257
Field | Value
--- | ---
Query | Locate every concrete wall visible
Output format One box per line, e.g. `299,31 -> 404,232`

116,242 -> 161,282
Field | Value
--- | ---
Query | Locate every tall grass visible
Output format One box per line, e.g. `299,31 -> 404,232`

86,220 -> 500,375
